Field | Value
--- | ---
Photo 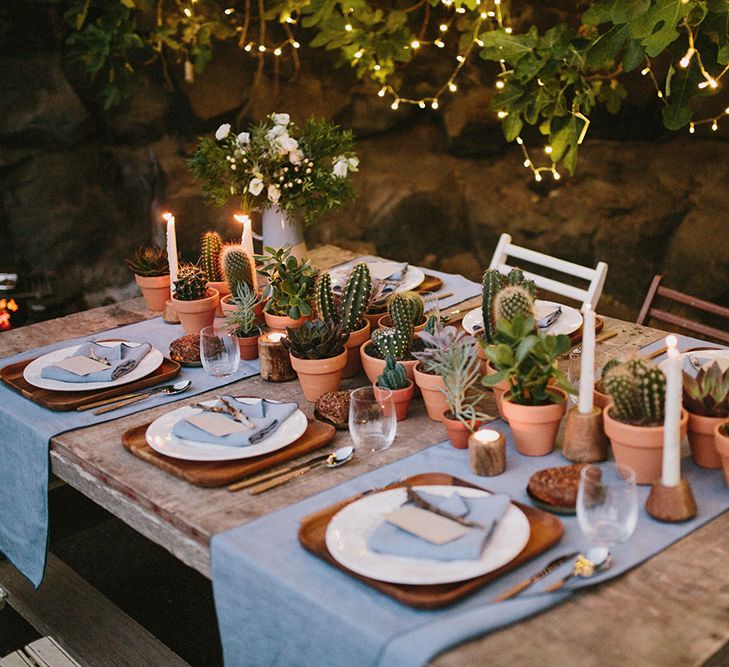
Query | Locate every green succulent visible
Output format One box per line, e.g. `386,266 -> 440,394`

377,355 -> 410,390
226,282 -> 263,338
125,246 -> 169,277
493,285 -> 535,322
199,231 -> 224,282
603,357 -> 666,425
481,268 -> 505,344
282,319 -> 348,360
371,326 -> 411,360
222,243 -> 256,296
255,246 -> 317,320
173,264 -> 208,301
315,263 -> 372,333
683,361 -> 729,418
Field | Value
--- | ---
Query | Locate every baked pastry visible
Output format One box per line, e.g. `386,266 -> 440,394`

169,334 -> 201,364
527,464 -> 586,509
314,390 -> 351,429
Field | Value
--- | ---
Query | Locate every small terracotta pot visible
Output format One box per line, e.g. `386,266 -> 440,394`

342,319 -> 371,378
135,274 -> 170,312
603,407 -> 689,485
713,422 -> 729,488
501,391 -> 567,456
485,362 -> 510,422
360,342 -> 419,385
220,292 -> 267,320
414,363 -> 448,422
290,350 -> 347,401
365,310 -> 385,332
375,380 -> 414,421
264,311 -> 308,331
442,412 -> 483,449
171,288 -> 219,335
688,411 -> 724,469
207,281 -> 231,316
236,333 -> 261,361
377,314 -> 427,332
593,382 -> 611,410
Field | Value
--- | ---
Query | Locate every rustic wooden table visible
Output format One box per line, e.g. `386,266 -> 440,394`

1,245 -> 727,667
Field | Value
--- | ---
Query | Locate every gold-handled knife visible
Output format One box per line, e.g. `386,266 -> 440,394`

492,551 -> 579,602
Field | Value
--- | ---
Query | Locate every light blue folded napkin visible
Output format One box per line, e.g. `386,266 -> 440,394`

40,341 -> 152,383
367,491 -> 511,561
172,397 -> 298,447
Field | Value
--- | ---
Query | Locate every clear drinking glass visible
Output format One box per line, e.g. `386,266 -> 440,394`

349,386 -> 397,454
200,325 -> 240,378
576,463 -> 638,547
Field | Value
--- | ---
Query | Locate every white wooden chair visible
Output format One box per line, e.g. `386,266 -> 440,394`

489,233 -> 608,310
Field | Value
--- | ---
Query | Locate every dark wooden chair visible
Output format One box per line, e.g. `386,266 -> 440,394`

636,275 -> 729,344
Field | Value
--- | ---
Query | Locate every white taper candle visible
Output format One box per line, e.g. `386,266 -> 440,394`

163,212 -> 178,298
234,213 -> 254,259
578,305 -> 596,414
662,335 -> 682,487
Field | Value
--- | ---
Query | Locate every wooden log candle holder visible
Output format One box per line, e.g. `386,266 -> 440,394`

258,331 -> 296,382
646,479 -> 697,522
468,429 -> 506,476
163,299 -> 180,324
562,407 -> 609,463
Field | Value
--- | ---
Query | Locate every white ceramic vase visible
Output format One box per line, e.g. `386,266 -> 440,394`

260,206 -> 306,260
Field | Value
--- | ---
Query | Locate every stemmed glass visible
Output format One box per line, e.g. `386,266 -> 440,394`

200,325 -> 240,378
349,386 -> 397,454
576,462 -> 638,548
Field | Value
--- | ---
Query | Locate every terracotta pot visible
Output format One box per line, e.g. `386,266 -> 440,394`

377,314 -> 427,332
342,319 -> 371,379
688,411 -> 724,469
264,311 -> 308,331
290,350 -> 347,401
713,422 -> 729,488
207,281 -> 231,316
374,380 -> 414,421
171,288 -> 219,335
360,342 -> 419,385
442,412 -> 483,449
593,382 -> 611,410
485,362 -> 510,422
365,310 -> 385,332
134,274 -> 170,312
236,333 -> 261,361
414,363 -> 448,422
501,391 -> 567,456
476,343 -> 489,374
220,292 -> 267,320
603,407 -> 689,485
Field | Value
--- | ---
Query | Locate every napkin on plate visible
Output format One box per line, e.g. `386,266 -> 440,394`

172,397 -> 298,447
368,262 -> 409,283
367,491 -> 511,561
41,341 -> 152,383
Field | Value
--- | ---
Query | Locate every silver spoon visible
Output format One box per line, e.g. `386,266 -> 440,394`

544,546 -> 612,593
248,446 -> 355,495
90,380 -> 192,415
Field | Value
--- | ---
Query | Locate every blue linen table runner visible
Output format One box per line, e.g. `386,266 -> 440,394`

211,421 -> 729,667
0,316 -> 259,587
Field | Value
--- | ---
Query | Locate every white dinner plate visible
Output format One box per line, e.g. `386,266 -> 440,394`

145,398 -> 308,462
462,299 -> 583,337
325,485 -> 530,585
330,261 -> 425,295
659,348 -> 729,373
23,340 -> 164,392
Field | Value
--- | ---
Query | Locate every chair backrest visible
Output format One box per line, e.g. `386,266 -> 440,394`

488,233 -> 608,310
636,275 -> 729,344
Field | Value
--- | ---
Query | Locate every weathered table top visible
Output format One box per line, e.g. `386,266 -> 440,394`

2,245 -> 727,667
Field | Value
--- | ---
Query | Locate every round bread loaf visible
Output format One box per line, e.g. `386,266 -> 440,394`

315,390 -> 351,428
169,333 -> 201,363
527,464 -> 586,509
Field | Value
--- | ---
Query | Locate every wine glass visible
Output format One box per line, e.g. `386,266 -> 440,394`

200,325 -> 240,377
576,463 -> 638,547
349,386 -> 397,454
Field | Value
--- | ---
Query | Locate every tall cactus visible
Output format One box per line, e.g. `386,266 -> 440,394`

638,365 -> 666,423
388,292 -> 424,329
200,231 -> 224,282
340,263 -> 372,333
493,285 -> 535,323
372,327 -> 411,359
481,268 -> 504,343
389,296 -> 416,343
221,244 -> 257,295
315,272 -> 336,322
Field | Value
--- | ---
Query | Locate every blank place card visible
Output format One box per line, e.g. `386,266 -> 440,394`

186,413 -> 250,437
53,356 -> 110,376
384,507 -> 471,545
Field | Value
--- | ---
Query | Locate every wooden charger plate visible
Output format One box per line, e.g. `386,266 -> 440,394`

299,472 -> 564,609
568,316 -> 604,346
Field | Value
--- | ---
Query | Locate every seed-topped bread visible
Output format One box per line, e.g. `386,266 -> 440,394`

169,333 -> 201,364
314,390 -> 351,428
527,464 -> 586,509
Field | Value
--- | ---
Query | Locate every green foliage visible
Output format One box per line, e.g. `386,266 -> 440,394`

413,323 -> 469,374
315,272 -> 337,322
199,231 -> 224,282
683,361 -> 729,417
340,263 -> 372,332
173,263 -> 208,301
255,245 -> 317,319
482,315 -> 574,406
603,357 -> 666,424
226,282 -> 263,337
493,285 -> 535,323
221,244 -> 256,296
282,318 -> 348,359
377,355 -> 409,390
481,269 -> 504,344
388,291 -> 424,329
125,246 -> 169,277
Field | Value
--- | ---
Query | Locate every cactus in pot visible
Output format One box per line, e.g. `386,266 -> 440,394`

222,244 -> 257,295
316,272 -> 337,323
493,285 -> 535,323
172,263 -> 219,334
388,291 -> 424,328
340,263 -> 372,333
199,231 -> 224,282
376,355 -> 414,421
505,267 -> 537,298
371,327 -> 411,360
481,269 -> 504,344
603,358 -> 666,426
173,264 -> 208,301
125,246 -> 171,311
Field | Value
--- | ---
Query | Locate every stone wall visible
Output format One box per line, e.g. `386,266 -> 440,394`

1,3 -> 727,319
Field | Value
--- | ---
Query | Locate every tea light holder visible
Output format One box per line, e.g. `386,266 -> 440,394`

258,331 -> 296,382
468,429 -> 506,476
163,299 -> 180,324
646,479 -> 697,522
562,406 -> 608,463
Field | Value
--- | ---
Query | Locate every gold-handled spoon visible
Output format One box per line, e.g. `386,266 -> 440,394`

544,546 -> 612,593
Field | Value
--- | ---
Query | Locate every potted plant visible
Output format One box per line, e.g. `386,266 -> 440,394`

378,291 -> 427,331
483,312 -> 574,456
364,280 -> 389,331
421,331 -> 491,448
225,283 -> 265,360
171,264 -> 219,335
256,245 -> 317,330
199,230 -> 228,315
220,244 -> 261,318
594,358 -> 621,410
375,356 -> 414,421
189,113 -> 358,258
125,246 -> 170,312
713,421 -> 729,488
316,263 -> 372,378
602,357 -> 688,484
282,319 -> 349,401
683,361 -> 729,468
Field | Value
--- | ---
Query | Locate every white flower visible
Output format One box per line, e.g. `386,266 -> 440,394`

289,148 -> 304,165
333,159 -> 348,178
273,113 -> 290,126
266,125 -> 287,141
268,184 -> 281,204
248,178 -> 264,196
237,132 -> 250,146
215,123 -> 231,141
346,155 -> 359,172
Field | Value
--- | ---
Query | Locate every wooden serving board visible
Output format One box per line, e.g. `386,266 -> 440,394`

122,419 -> 336,487
299,472 -> 564,609
0,356 -> 181,412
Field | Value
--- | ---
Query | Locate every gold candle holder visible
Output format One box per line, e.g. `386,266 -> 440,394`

468,429 -> 506,476
562,406 -> 609,463
258,331 -> 296,382
646,479 -> 697,522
